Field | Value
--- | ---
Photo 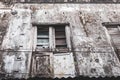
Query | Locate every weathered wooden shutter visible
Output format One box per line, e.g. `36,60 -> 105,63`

55,27 -> 67,48
31,53 -> 53,77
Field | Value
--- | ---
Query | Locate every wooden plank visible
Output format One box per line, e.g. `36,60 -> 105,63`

31,52 -> 53,77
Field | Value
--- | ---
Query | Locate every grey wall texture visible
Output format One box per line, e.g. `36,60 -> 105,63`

0,1 -> 120,79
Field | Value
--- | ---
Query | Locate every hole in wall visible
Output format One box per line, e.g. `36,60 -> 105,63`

95,59 -> 99,63
45,12 -> 47,14
90,68 -> 96,73
19,45 -> 23,47
20,33 -> 24,35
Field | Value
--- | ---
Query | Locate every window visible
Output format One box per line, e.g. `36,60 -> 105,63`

34,23 -> 71,51
102,22 -> 120,58
55,27 -> 67,48
102,23 -> 120,46
37,27 -> 49,48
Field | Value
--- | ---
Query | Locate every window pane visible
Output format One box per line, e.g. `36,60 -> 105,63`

55,27 -> 67,48
37,39 -> 49,48
37,27 -> 49,48
56,32 -> 65,36
56,39 -> 66,45
37,32 -> 49,38
37,39 -> 49,44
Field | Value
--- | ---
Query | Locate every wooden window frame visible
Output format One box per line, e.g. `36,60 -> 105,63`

103,22 -> 120,60
36,27 -> 49,48
32,23 -> 71,52
55,27 -> 67,48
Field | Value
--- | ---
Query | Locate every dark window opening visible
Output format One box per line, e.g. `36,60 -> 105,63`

55,26 -> 67,48
13,70 -> 19,73
16,57 -> 22,61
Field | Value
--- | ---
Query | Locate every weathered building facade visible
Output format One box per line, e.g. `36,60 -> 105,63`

0,0 -> 120,79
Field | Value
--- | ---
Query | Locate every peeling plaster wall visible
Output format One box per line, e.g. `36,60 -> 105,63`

0,3 -> 120,78
0,4 -> 33,78
0,5 -> 11,78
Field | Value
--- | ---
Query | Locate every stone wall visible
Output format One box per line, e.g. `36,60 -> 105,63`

0,3 -> 120,78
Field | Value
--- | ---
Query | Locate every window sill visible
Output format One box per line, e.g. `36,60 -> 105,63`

35,48 -> 51,52
54,48 -> 70,53
34,47 -> 71,53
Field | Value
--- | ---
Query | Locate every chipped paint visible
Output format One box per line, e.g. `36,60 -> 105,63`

0,2 -> 119,78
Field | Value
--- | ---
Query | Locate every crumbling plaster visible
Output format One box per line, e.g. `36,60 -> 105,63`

0,3 -> 120,78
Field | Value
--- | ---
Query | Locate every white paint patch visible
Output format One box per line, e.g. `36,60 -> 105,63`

60,7 -> 79,12
53,53 -> 75,78
0,10 -> 11,13
4,55 -> 15,73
